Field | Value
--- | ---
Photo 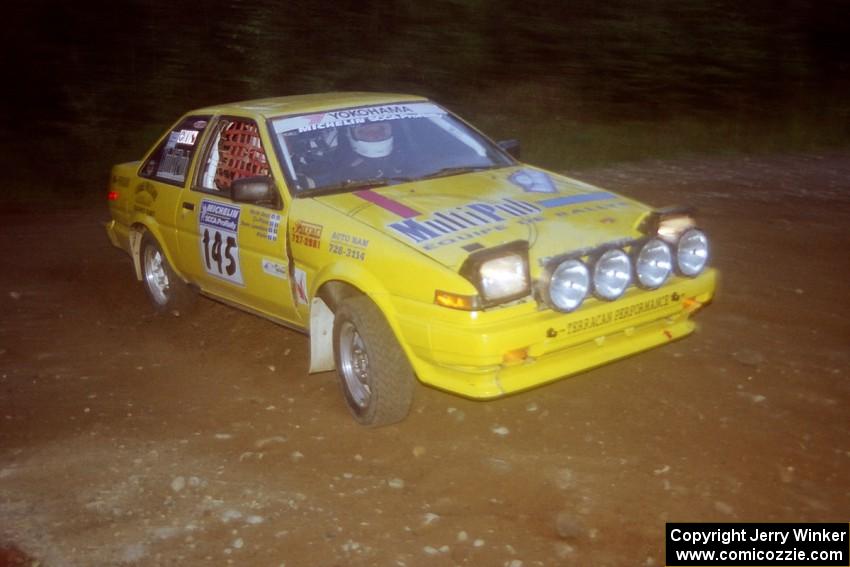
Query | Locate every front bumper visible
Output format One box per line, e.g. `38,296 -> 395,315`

393,269 -> 717,398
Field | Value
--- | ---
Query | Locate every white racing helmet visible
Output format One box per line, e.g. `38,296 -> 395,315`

348,121 -> 393,158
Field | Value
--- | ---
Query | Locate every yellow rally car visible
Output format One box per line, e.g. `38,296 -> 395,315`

105,92 -> 716,426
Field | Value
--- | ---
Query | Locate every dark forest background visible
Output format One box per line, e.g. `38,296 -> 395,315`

3,0 -> 849,201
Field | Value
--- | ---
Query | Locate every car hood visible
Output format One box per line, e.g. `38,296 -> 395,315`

313,166 -> 651,274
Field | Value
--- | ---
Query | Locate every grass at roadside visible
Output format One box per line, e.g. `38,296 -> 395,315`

476,112 -> 849,172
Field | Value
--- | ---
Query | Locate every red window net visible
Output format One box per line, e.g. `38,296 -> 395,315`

215,121 -> 270,190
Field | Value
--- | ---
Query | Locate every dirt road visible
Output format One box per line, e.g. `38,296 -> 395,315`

2,153 -> 848,566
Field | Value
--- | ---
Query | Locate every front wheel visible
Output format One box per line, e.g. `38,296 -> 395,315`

333,296 -> 415,426
140,233 -> 196,316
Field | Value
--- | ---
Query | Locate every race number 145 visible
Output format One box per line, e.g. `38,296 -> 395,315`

201,227 -> 243,284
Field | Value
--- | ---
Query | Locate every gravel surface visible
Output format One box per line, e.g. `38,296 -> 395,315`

1,152 -> 848,566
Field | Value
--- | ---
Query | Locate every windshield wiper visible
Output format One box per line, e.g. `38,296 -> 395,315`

300,176 -> 414,197
421,165 -> 499,180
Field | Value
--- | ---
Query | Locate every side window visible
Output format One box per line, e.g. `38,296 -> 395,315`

198,118 -> 270,193
140,115 -> 210,186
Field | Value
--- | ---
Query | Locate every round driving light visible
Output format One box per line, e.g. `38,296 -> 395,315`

636,238 -> 673,289
593,249 -> 631,300
548,259 -> 590,312
676,229 -> 709,277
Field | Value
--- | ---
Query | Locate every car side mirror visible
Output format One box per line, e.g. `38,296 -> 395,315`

497,139 -> 521,159
231,176 -> 280,208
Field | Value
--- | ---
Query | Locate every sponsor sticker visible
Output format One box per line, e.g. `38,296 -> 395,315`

329,231 -> 369,261
261,259 -> 288,280
509,169 -> 557,193
199,200 -> 243,285
177,129 -> 199,145
243,209 -> 281,242
273,102 -> 446,135
561,294 -> 675,336
292,220 -> 323,249
552,200 -> 628,219
268,213 -> 281,241
387,198 -> 541,245
293,267 -> 308,305
200,201 -> 240,231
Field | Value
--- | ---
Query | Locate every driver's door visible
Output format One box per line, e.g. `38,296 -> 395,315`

176,116 -> 300,323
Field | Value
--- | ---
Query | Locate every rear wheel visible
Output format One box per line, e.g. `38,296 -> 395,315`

333,295 -> 415,426
140,233 -> 196,316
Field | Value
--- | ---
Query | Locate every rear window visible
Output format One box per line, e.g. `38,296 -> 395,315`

140,115 -> 211,186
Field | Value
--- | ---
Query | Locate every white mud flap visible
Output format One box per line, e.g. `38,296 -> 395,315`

129,229 -> 143,280
309,297 -> 336,373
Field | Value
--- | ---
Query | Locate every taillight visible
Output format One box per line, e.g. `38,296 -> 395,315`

107,190 -> 120,201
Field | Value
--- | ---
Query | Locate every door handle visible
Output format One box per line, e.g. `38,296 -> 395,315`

182,202 -> 195,211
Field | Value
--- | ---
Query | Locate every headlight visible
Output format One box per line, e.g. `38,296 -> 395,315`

676,228 -> 709,277
635,239 -> 673,289
639,207 -> 696,243
458,240 -> 530,307
593,249 -> 631,300
479,254 -> 528,300
657,213 -> 696,243
547,259 -> 590,312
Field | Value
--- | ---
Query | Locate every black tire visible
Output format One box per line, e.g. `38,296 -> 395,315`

140,232 -> 196,316
333,295 -> 415,426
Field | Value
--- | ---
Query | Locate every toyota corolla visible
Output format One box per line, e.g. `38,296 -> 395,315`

105,92 -> 716,426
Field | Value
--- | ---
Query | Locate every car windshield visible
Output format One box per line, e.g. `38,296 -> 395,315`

269,101 -> 514,196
